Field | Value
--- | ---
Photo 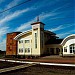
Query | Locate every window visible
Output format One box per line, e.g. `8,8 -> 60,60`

64,47 -> 67,52
25,48 -> 30,53
35,33 -> 37,48
41,33 -> 43,48
25,48 -> 27,52
19,40 -> 23,44
70,50 -> 72,53
73,50 -> 75,53
19,48 -> 23,53
28,48 -> 30,52
70,46 -> 72,53
25,40 -> 30,43
70,44 -> 75,53
56,48 -> 60,54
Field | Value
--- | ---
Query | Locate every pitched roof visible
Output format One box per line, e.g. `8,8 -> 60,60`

45,39 -> 63,45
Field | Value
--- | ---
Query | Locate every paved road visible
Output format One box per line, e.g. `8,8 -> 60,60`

0,63 -> 36,73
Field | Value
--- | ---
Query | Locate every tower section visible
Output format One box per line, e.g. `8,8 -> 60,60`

31,21 -> 45,56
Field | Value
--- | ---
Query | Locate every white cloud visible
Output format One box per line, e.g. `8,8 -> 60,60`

6,0 -> 21,8
57,29 -> 75,38
16,17 -> 36,31
0,0 -> 5,4
0,26 -> 9,39
0,0 -> 24,22
0,0 -> 60,26
16,21 -> 31,31
16,11 -> 57,32
6,0 -> 22,9
16,12 -> 58,32
32,0 -> 60,10
51,3 -> 70,13
39,12 -> 57,21
57,32 -> 70,38
0,8 -> 29,25
48,24 -> 73,32
38,3 -> 70,21
50,16 -> 65,20
49,25 -> 63,32
0,39 -> 6,51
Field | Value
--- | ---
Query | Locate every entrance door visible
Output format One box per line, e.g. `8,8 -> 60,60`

56,48 -> 60,55
50,48 -> 54,55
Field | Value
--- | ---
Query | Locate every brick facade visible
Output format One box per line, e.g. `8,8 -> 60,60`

6,32 -> 21,56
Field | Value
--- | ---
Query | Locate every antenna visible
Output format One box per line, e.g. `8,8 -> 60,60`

37,16 -> 39,22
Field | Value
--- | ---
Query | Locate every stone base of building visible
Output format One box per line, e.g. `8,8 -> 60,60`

5,55 -> 17,58
5,54 -> 48,59
17,55 -> 41,59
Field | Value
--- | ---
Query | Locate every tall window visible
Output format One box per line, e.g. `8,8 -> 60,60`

35,33 -> 37,48
70,44 -> 75,53
41,33 -> 43,48
64,47 -> 67,52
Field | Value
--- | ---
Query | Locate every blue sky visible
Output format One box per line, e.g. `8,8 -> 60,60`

0,0 -> 74,51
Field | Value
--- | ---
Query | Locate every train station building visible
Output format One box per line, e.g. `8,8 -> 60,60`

6,21 -> 75,57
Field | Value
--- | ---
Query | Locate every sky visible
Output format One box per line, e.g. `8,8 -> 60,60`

0,0 -> 74,51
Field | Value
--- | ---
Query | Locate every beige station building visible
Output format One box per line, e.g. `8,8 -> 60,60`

6,21 -> 75,58
14,21 -> 63,57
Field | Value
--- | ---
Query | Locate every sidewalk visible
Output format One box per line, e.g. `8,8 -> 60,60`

19,55 -> 75,64
0,59 -> 75,67
1,55 -> 75,64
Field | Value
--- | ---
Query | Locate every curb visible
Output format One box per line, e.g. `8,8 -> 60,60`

0,59 -> 75,67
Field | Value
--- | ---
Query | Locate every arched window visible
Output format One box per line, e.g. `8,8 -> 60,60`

69,44 -> 75,53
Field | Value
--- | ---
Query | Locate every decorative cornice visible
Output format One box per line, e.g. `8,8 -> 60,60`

61,34 -> 75,46
31,22 -> 45,25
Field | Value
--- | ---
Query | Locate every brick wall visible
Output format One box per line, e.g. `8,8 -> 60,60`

6,32 -> 21,56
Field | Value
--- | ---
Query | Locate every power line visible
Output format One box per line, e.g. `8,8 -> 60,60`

0,0 -> 31,14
